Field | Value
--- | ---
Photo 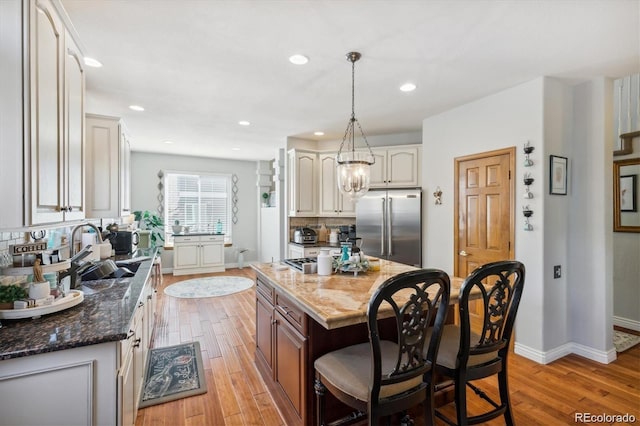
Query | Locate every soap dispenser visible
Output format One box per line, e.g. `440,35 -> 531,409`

215,219 -> 223,234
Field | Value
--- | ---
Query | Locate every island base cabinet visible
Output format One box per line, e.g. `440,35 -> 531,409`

0,342 -> 119,426
274,311 -> 307,421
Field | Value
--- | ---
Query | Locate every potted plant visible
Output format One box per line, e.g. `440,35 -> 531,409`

0,284 -> 28,309
261,192 -> 269,207
134,210 -> 165,249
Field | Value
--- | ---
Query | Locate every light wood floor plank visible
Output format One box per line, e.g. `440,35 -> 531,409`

136,269 -> 640,426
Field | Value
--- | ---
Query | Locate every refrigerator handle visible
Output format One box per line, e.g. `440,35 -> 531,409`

387,197 -> 393,256
381,198 -> 386,256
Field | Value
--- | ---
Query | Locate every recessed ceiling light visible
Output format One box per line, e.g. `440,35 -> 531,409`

163,140 -> 173,144
232,147 -> 241,151
289,54 -> 309,65
83,57 -> 102,68
314,131 -> 325,136
129,105 -> 145,111
238,120 -> 250,126
400,83 -> 417,92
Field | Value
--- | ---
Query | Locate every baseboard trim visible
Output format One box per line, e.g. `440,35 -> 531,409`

514,342 -> 616,365
613,316 -> 640,332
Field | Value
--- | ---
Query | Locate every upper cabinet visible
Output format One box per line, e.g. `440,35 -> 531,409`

318,153 -> 355,217
85,114 -> 132,219
0,0 -> 86,227
288,149 -> 317,216
286,145 -> 421,218
370,146 -> 421,188
28,0 -> 85,224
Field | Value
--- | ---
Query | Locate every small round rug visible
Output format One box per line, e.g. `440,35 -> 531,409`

164,276 -> 254,299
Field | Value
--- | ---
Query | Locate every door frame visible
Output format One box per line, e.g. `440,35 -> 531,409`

453,147 -> 516,276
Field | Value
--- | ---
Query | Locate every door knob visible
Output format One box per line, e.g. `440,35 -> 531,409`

459,250 -> 469,257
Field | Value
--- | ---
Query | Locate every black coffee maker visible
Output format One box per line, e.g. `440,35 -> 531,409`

338,225 -> 357,242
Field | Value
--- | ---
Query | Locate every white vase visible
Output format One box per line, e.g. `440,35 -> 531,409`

29,281 -> 50,299
317,249 -> 333,276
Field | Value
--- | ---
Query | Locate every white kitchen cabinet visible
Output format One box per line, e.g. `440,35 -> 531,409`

287,243 -> 322,258
0,0 -> 86,227
173,234 -> 225,275
369,146 -> 421,188
318,153 -> 356,217
27,0 -> 86,224
288,149 -> 317,216
85,114 -> 132,219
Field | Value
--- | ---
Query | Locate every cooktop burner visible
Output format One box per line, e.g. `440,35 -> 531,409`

283,257 -> 317,271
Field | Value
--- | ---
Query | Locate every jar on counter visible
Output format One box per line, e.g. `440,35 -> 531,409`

317,249 -> 333,276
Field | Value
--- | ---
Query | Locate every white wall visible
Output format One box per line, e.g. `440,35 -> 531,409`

568,78 -> 615,362
422,78 -> 546,353
422,77 -> 615,364
130,152 -> 258,268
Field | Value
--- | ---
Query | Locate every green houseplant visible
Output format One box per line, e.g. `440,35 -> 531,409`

134,210 -> 165,249
0,284 -> 28,309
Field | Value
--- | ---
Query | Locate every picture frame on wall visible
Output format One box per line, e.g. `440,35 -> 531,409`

620,174 -> 637,212
549,155 -> 568,195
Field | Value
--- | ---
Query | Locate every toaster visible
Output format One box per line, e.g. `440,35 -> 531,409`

293,227 -> 317,244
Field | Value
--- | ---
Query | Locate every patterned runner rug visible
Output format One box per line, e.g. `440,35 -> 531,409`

139,341 -> 207,408
613,330 -> 640,353
164,276 -> 254,298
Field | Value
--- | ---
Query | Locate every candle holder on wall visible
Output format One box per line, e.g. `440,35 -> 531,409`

523,205 -> 533,231
523,173 -> 534,199
523,141 -> 534,167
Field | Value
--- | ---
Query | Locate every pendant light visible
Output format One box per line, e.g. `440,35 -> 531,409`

336,52 -> 375,201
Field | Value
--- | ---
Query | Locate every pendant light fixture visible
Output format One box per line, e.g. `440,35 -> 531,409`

336,51 -> 375,200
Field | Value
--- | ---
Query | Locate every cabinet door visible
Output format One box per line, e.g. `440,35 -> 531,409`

387,147 -> 419,187
132,307 -> 145,412
200,242 -> 223,267
85,115 -> 120,218
274,311 -> 307,420
318,153 -> 339,216
255,292 -> 274,375
118,350 -> 135,426
120,130 -> 131,216
174,243 -> 200,269
29,0 -> 64,224
63,31 -> 85,221
290,151 -> 317,216
288,244 -> 304,259
369,149 -> 387,188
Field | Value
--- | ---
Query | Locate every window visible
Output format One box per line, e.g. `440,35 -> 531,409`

164,171 -> 232,244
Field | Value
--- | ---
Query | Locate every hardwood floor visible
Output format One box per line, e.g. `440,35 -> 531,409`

136,269 -> 640,425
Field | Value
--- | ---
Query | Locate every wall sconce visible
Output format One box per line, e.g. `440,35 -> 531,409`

524,141 -> 534,167
433,186 -> 442,205
523,205 -> 533,231
523,173 -> 534,199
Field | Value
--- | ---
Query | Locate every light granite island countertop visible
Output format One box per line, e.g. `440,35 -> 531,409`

252,258 -> 465,330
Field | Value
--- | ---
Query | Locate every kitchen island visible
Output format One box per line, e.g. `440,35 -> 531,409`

0,249 -> 160,426
251,259 -> 465,426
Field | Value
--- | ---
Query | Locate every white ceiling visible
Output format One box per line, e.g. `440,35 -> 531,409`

60,0 -> 639,161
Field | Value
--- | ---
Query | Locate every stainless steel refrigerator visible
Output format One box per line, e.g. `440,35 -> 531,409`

356,188 -> 422,267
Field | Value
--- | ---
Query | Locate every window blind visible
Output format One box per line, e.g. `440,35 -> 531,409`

164,172 -> 231,243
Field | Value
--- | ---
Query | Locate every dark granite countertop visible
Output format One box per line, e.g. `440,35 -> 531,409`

0,248 -> 158,361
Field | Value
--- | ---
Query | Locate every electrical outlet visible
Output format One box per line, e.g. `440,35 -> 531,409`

553,265 -> 561,279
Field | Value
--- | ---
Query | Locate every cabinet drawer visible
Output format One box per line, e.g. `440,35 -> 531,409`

200,235 -> 223,242
304,247 -> 320,257
256,277 -> 274,304
275,291 -> 306,335
174,236 -> 199,243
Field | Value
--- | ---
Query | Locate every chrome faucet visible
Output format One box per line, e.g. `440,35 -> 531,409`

70,223 -> 104,256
